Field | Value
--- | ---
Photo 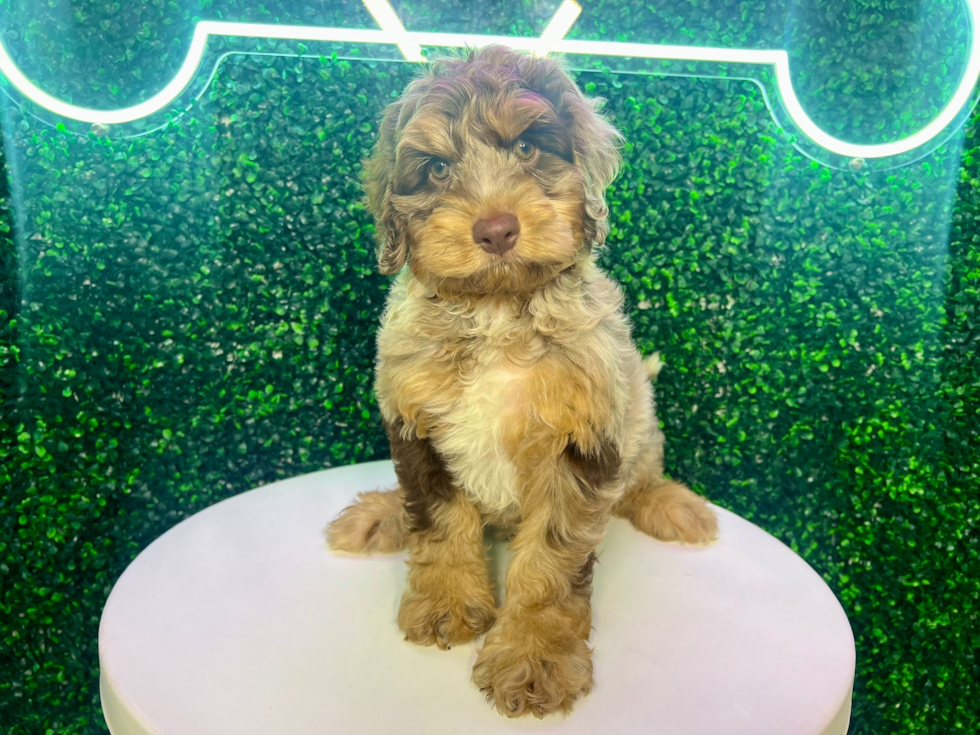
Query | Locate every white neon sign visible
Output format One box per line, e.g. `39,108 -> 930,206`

0,0 -> 976,161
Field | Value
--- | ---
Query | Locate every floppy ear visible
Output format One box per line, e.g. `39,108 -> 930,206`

362,98 -> 410,275
564,90 -> 624,249
522,54 -> 624,248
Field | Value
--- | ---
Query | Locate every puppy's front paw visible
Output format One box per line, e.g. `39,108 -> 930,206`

397,587 -> 495,650
472,625 -> 593,718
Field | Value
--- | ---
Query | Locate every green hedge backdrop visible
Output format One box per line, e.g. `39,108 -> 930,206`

1,0 -> 978,732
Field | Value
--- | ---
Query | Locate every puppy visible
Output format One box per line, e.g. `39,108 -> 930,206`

328,46 -> 718,718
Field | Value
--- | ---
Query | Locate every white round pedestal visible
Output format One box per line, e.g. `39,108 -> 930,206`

99,461 -> 854,734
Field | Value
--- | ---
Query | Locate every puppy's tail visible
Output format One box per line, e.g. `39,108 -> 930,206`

643,352 -> 664,381
326,488 -> 408,554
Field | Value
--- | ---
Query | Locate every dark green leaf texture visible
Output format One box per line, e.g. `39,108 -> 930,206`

0,1 -> 977,733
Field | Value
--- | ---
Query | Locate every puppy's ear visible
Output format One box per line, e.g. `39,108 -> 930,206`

565,91 -> 624,249
525,54 -> 624,248
363,98 -> 410,275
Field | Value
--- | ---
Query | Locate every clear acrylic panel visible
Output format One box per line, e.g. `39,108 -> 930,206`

1,1 -> 977,733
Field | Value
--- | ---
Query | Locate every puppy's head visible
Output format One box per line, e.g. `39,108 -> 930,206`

363,46 -> 623,294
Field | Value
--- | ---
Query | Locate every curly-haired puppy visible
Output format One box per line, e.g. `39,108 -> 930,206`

328,46 -> 718,718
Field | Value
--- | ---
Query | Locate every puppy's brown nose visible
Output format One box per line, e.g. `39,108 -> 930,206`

473,213 -> 520,256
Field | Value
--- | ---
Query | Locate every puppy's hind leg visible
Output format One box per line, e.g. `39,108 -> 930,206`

614,443 -> 718,545
327,488 -> 409,554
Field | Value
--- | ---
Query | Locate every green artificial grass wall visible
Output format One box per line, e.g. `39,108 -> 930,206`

1,1 -> 978,732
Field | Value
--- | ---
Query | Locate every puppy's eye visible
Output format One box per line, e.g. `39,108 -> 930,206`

428,159 -> 451,182
513,139 -> 537,162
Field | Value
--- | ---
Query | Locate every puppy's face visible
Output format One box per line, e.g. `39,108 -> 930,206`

363,47 -> 622,295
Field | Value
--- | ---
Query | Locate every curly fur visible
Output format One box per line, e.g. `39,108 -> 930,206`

327,46 -> 717,719
326,489 -> 408,554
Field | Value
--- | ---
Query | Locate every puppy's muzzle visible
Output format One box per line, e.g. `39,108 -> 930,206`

473,212 -> 520,256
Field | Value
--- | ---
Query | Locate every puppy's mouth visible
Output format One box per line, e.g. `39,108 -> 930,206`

478,242 -> 523,265
474,239 -> 570,277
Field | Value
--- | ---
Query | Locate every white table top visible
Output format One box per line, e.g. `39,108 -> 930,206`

99,461 -> 854,735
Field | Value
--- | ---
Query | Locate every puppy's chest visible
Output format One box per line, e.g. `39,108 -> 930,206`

436,358 -> 527,518
385,300 -> 547,517
431,310 -> 540,518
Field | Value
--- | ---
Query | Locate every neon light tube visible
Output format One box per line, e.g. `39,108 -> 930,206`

0,0 -> 975,161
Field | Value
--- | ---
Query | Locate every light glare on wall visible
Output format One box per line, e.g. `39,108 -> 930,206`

0,0 -> 977,162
